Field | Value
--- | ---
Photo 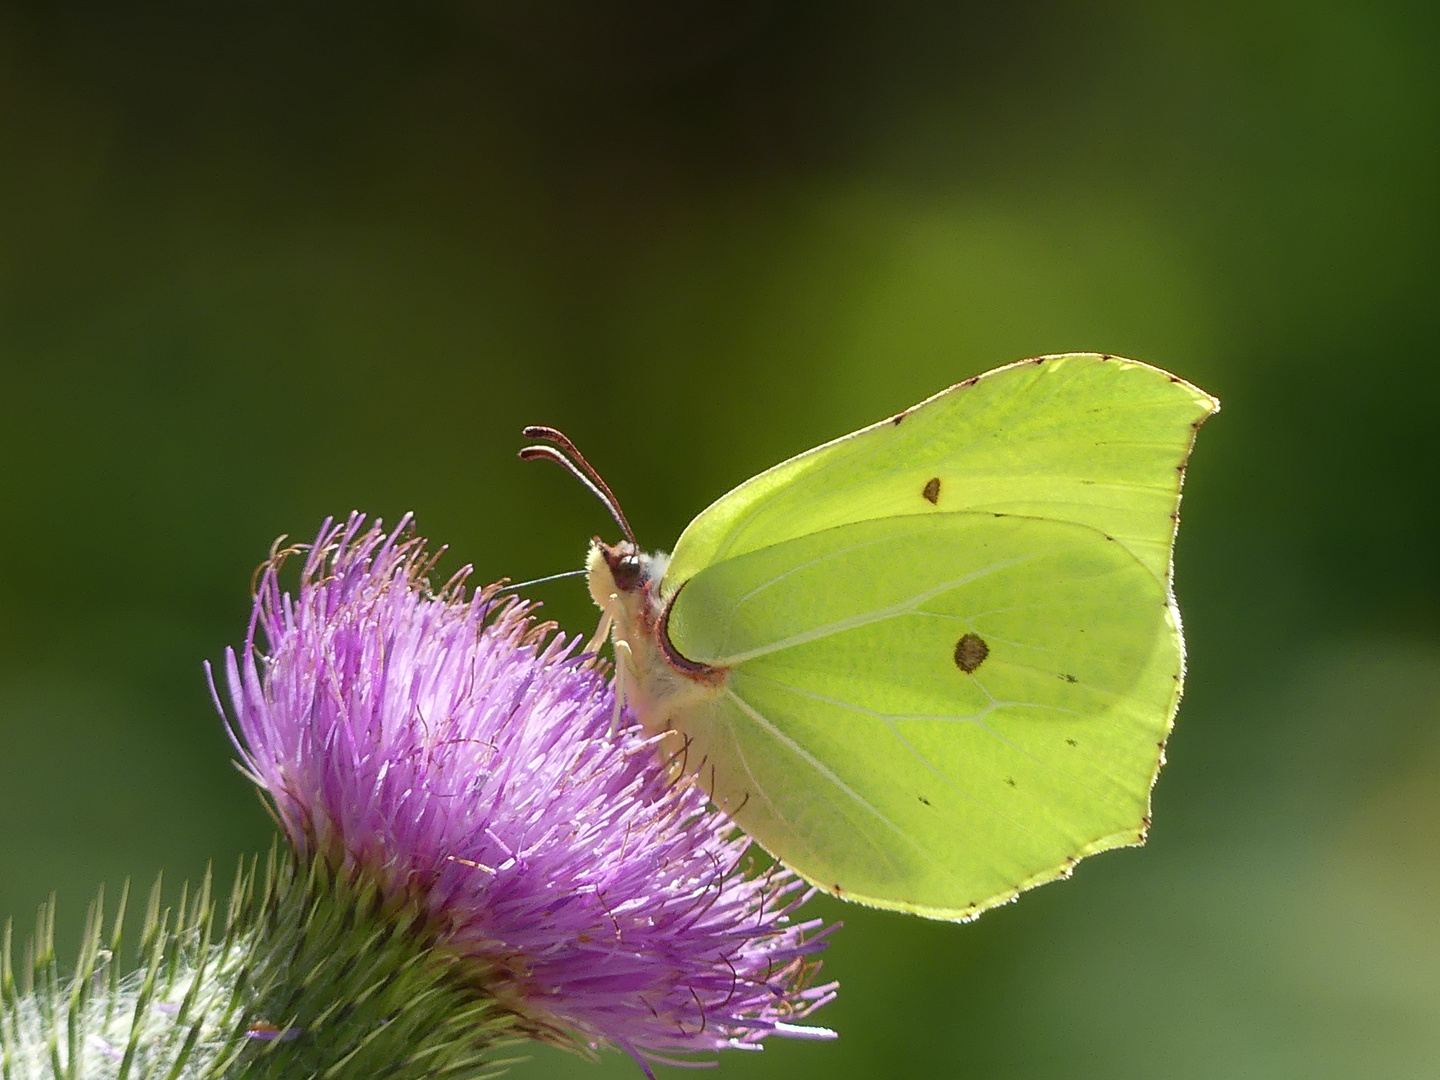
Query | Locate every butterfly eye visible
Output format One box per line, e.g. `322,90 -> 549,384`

612,553 -> 645,592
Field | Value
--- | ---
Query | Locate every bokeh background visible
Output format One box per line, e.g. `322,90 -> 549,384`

2,1 -> 1438,1076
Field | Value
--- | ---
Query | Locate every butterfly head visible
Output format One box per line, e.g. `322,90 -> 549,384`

586,538 -> 669,610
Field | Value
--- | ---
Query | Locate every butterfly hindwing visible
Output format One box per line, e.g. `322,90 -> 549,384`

666,512 -> 1177,918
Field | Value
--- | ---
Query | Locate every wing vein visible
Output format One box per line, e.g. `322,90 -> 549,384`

741,672 -> 1122,821
725,531 -> 913,616
735,675 -> 1051,843
709,552 -> 1042,666
723,688 -> 969,888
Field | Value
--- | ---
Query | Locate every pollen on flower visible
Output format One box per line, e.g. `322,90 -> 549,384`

211,513 -> 837,1067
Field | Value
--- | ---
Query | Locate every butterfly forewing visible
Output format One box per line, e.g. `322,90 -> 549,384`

664,353 -> 1217,590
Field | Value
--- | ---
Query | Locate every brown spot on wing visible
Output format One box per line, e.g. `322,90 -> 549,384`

922,476 -> 941,504
953,633 -> 989,673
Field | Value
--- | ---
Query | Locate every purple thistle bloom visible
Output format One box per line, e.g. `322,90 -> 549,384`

212,514 -> 837,1068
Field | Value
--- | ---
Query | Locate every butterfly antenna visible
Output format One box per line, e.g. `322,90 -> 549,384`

519,426 -> 637,546
491,568 -> 589,594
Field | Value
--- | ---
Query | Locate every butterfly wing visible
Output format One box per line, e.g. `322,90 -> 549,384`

663,353 -> 1218,589
665,511 -> 1177,918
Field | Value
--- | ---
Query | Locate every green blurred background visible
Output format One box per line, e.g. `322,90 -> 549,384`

2,1 -> 1437,1076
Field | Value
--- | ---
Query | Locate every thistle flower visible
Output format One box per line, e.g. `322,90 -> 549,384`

215,514 -> 837,1069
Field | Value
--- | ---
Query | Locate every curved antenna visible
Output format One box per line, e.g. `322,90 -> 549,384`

519,426 -> 637,545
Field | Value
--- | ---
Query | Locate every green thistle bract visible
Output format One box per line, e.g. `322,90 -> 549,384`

1,852 -> 519,1080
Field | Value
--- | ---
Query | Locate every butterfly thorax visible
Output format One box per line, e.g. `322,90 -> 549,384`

586,539 -> 727,739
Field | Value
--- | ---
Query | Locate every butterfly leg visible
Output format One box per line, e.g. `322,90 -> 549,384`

587,608 -> 614,657
610,638 -> 633,735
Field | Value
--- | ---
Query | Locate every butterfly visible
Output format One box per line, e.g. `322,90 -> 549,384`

522,353 -> 1218,921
